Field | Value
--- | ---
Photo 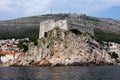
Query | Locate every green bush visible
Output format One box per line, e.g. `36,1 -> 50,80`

17,43 -> 24,49
17,43 -> 28,52
29,37 -> 38,45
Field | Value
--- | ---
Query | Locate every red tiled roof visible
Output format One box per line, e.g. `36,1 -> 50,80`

0,50 -> 17,55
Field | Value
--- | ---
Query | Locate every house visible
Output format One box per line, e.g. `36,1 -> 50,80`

0,50 -> 20,63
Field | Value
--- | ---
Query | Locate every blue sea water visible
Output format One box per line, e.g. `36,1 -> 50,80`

0,66 -> 120,80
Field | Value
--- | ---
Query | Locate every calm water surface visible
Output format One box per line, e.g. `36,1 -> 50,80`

0,66 -> 120,80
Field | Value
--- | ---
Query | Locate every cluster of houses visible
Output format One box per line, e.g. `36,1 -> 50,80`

0,38 -> 29,64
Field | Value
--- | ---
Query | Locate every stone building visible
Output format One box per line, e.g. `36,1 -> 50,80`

39,19 -> 94,38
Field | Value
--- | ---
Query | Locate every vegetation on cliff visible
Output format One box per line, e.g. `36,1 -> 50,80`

0,28 -> 39,39
94,28 -> 120,43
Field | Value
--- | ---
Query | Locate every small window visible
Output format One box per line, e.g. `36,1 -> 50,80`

44,32 -> 48,37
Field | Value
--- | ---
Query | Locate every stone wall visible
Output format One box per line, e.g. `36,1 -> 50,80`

39,20 -> 68,38
39,19 -> 94,38
68,23 -> 94,36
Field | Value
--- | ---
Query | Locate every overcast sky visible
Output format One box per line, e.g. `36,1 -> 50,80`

0,0 -> 120,20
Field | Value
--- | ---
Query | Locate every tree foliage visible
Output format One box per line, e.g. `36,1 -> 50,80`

0,28 -> 39,39
94,28 -> 120,43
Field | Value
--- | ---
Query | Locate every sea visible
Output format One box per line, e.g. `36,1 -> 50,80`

0,66 -> 120,80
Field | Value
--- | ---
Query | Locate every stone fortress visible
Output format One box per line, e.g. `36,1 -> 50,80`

39,19 -> 94,38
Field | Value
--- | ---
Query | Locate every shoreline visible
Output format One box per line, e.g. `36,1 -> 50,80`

7,62 -> 115,67
0,64 -> 118,67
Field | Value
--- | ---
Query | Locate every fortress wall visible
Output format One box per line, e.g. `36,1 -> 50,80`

39,19 -> 94,39
55,20 -> 68,30
68,23 -> 94,36
39,20 -> 55,38
39,20 -> 68,38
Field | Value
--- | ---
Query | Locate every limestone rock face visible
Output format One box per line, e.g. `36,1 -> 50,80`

12,28 -> 115,66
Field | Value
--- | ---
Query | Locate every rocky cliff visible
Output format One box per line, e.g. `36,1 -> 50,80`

10,27 -> 115,66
